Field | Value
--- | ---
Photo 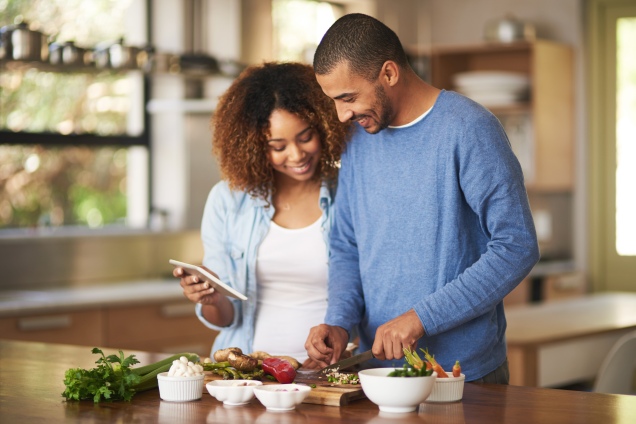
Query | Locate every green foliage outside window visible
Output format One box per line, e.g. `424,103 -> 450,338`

0,0 -> 141,230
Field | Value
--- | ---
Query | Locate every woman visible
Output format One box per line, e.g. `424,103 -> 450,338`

173,62 -> 350,368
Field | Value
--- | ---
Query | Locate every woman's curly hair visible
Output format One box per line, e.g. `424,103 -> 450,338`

211,62 -> 350,200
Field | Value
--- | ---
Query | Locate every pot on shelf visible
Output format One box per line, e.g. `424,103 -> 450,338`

109,38 -> 140,69
61,41 -> 89,66
10,22 -> 49,61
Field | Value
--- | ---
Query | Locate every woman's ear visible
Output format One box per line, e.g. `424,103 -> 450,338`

381,61 -> 400,87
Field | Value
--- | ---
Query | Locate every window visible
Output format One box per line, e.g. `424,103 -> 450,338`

272,0 -> 343,63
0,0 -> 148,231
615,17 -> 636,256
588,0 -> 636,291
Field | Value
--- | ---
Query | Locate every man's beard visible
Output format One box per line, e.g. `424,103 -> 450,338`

363,83 -> 393,134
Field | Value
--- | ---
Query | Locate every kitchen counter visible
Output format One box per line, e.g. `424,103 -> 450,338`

2,339 -> 636,424
0,279 -> 183,317
505,292 -> 636,387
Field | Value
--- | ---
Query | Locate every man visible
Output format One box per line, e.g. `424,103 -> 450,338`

304,13 -> 540,383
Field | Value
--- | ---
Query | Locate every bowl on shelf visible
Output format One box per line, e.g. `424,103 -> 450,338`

426,373 -> 465,402
206,379 -> 263,406
157,372 -> 205,402
253,384 -> 311,411
358,368 -> 437,413
452,71 -> 530,107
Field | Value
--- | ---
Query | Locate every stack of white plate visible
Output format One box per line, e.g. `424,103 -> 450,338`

452,71 -> 530,107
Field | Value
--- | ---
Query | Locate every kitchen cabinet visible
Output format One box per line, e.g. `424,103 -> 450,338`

0,300 -> 217,357
105,302 -> 216,355
0,310 -> 104,346
428,40 -> 574,193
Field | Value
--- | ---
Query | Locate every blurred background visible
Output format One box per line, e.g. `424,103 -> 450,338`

1,0 -> 635,392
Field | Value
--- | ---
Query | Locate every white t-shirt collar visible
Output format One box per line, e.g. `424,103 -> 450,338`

388,105 -> 433,129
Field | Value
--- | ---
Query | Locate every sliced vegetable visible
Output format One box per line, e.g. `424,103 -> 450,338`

388,363 -> 433,377
326,370 -> 360,384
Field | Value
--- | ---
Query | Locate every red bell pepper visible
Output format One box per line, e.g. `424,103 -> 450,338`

261,357 -> 296,384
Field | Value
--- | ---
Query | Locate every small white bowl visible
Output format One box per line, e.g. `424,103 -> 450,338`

253,384 -> 311,411
426,373 -> 465,402
358,368 -> 437,413
206,379 -> 263,406
157,372 -> 205,402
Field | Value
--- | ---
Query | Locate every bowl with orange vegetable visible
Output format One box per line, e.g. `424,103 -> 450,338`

418,348 -> 465,403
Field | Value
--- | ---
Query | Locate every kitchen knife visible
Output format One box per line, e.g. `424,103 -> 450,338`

320,350 -> 374,374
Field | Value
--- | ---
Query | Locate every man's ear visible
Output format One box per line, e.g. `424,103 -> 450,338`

381,61 -> 400,87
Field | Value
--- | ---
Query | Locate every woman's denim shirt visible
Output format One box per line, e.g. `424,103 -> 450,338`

195,180 -> 334,356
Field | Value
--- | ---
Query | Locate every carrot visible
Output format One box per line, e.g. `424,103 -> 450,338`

402,347 -> 425,370
421,348 -> 449,378
452,360 -> 461,377
425,361 -> 433,371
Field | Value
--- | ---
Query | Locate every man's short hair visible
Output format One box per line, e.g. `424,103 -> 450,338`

314,13 -> 410,81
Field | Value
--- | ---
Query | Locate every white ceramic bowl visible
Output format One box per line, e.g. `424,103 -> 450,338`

358,368 -> 437,413
206,379 -> 263,406
253,384 -> 311,411
157,372 -> 205,402
426,373 -> 465,402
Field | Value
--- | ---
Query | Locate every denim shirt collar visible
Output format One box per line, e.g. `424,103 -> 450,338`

252,180 -> 334,213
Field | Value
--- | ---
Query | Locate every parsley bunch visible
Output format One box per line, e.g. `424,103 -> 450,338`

62,347 -> 141,403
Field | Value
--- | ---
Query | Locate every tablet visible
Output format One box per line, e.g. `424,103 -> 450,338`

169,259 -> 248,301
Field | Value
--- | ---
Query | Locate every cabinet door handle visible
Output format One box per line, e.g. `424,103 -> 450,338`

18,315 -> 72,331
160,303 -> 195,318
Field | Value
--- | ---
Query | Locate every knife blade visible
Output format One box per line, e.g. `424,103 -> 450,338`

319,350 -> 374,374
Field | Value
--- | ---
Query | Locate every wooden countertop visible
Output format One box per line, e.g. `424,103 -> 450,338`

506,292 -> 636,345
0,279 -> 183,317
2,340 -> 635,424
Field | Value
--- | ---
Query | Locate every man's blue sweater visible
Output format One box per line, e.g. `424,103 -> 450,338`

325,90 -> 540,380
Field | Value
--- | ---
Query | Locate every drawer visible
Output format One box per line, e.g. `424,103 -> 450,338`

0,310 -> 103,345
104,302 -> 217,355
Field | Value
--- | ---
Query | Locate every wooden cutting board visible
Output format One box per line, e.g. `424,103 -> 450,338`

204,371 -> 366,407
